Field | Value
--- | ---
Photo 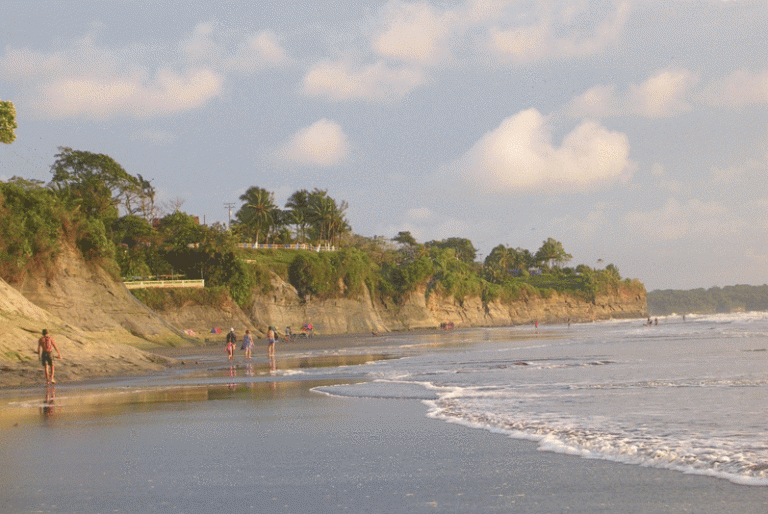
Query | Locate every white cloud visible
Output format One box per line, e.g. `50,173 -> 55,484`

31,68 -> 223,119
302,59 -> 424,101
372,1 -> 456,65
276,119 -> 350,167
0,24 -> 291,119
625,198 -> 744,241
447,108 -> 632,192
486,23 -> 548,63
630,68 -> 697,117
223,31 -> 288,73
181,24 -> 287,72
568,68 -> 697,118
0,36 -> 124,83
701,69 -> 768,108
485,1 -> 631,63
0,47 -> 68,82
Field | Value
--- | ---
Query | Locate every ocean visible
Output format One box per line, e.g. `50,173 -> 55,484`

2,313 -> 768,513
316,312 -> 768,486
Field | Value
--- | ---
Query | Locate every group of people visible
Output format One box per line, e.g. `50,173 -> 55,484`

33,324 -> 292,386
225,326 -> 278,361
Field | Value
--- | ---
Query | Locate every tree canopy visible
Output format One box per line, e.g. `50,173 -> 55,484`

425,237 -> 477,264
393,231 -> 418,246
236,187 -> 277,243
534,238 -> 572,269
49,147 -> 153,220
0,100 -> 17,144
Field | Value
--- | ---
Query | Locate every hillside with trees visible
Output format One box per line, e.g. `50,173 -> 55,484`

1,147 -> 645,329
648,285 -> 768,316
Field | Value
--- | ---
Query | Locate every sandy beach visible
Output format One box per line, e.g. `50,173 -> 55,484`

2,332 -> 767,513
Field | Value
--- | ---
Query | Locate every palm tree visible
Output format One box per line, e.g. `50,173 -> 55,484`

307,189 -> 349,245
236,187 -> 276,243
286,189 -> 311,243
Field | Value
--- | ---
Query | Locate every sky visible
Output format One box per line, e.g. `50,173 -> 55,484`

0,0 -> 766,291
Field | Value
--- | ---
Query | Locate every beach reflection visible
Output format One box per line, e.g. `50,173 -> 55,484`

0,349 -> 398,428
1,378 -> 356,430
39,386 -> 56,425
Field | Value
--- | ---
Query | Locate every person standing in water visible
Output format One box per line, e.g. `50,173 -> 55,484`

242,329 -> 253,359
37,329 -> 62,385
226,336 -> 235,361
267,326 -> 276,360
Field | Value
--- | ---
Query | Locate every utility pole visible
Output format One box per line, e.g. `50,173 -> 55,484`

224,202 -> 235,229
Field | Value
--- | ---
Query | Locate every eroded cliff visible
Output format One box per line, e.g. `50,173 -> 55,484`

159,272 -> 647,337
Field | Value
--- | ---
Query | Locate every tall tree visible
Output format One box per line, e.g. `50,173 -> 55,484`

426,237 -> 477,264
285,189 -> 311,243
534,238 -> 572,269
123,174 -> 157,221
158,211 -> 206,251
307,189 -> 350,245
0,100 -> 17,144
236,187 -> 276,243
49,147 -> 150,219
394,231 -> 418,246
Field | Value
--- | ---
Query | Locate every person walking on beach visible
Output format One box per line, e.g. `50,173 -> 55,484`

267,326 -> 276,360
37,329 -> 62,385
227,327 -> 237,347
226,336 -> 235,361
242,329 -> 253,359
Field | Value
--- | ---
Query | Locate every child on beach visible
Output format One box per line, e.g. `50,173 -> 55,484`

226,338 -> 235,360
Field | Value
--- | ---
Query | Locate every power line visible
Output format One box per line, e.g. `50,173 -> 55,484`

224,202 -> 235,229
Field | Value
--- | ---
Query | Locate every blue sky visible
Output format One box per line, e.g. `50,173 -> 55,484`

1,0 -> 766,291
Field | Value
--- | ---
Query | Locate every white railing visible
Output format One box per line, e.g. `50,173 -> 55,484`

123,279 -> 205,290
237,243 -> 337,252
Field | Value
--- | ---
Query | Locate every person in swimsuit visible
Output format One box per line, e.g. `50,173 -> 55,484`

267,326 -> 276,360
37,329 -> 62,385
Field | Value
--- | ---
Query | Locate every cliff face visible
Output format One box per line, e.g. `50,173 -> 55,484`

12,244 -> 186,344
158,272 -> 647,337
378,286 -> 646,331
0,250 -> 645,388
0,244 -> 183,387
0,272 -> 174,388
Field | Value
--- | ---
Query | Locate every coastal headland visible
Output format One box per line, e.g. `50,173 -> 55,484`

0,241 -> 646,389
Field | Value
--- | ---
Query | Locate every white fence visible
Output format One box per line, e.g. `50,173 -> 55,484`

123,279 -> 205,290
237,243 -> 337,252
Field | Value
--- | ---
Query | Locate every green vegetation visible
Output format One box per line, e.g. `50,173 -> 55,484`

0,149 -> 644,313
0,176 -> 117,281
132,286 -> 231,311
648,285 -> 768,315
0,100 -> 17,144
